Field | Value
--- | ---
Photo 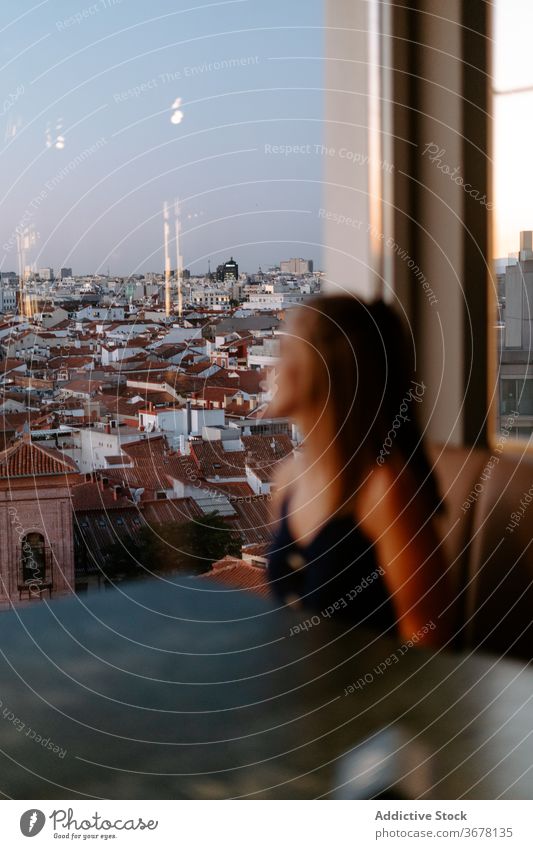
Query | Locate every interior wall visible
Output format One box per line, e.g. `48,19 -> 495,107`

323,0 -> 381,299
411,1 -> 465,445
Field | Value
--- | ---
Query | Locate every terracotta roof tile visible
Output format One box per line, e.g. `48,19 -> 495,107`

0,359 -> 26,373
70,480 -> 132,510
184,361 -> 218,375
190,440 -> 247,479
242,433 -> 293,464
123,435 -> 168,457
196,557 -> 271,598
74,497 -> 203,572
163,454 -> 201,483
206,481 -> 254,499
243,542 -> 270,557
0,439 -> 78,479
228,496 -> 274,545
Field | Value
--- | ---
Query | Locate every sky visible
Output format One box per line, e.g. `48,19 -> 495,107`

0,0 -> 324,276
492,0 -> 533,260
2,1 -> 528,276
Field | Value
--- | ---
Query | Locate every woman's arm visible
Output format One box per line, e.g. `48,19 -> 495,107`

357,464 -> 453,648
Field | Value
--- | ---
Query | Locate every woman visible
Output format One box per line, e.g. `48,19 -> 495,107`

267,295 -> 451,647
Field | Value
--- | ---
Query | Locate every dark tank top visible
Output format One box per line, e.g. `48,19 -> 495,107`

267,497 -> 398,635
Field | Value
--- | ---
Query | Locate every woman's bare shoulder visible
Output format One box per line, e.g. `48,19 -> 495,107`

356,456 -> 435,540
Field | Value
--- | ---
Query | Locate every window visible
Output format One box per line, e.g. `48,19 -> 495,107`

500,378 -> 533,417
21,533 -> 46,585
492,0 -> 533,441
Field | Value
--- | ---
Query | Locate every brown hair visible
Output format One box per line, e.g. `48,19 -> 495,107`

295,294 -> 441,513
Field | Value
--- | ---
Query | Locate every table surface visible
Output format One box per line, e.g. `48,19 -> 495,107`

0,578 -> 531,800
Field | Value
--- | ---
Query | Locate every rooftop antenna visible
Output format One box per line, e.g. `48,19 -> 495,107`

163,201 -> 171,318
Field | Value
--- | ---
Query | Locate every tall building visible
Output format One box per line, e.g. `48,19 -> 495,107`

216,257 -> 239,282
500,230 -> 533,437
60,267 -> 72,279
38,267 -> 54,281
0,286 -> 17,313
280,258 -> 314,275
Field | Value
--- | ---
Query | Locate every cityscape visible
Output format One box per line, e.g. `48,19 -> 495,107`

497,231 -> 533,436
0,220 -> 530,607
0,244 -> 321,605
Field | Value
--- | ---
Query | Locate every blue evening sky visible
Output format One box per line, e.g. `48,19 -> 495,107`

0,0 -> 324,276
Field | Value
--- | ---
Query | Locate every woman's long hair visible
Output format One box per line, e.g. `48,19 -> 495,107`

296,295 -> 442,514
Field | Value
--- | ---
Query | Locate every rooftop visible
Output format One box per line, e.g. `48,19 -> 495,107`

0,438 -> 79,479
195,556 -> 271,598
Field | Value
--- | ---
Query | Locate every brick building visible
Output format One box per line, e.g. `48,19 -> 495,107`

0,436 -> 79,604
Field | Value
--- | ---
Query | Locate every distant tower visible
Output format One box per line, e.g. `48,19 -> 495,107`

17,229 -> 35,318
174,198 -> 183,320
17,232 -> 26,316
163,202 -> 171,317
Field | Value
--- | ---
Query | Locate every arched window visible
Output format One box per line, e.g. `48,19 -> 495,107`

21,533 -> 46,585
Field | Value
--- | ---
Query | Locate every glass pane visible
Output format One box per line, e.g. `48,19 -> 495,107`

0,0 -> 325,294
519,378 -> 533,415
500,379 -> 517,416
0,0 -> 326,602
493,0 -> 533,439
